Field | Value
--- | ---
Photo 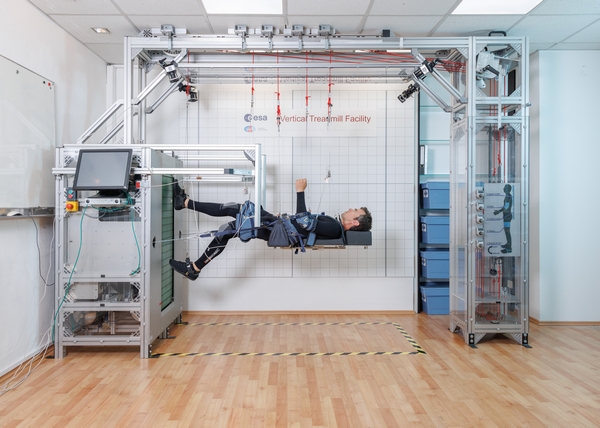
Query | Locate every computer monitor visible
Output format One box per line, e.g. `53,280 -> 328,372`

73,149 -> 133,195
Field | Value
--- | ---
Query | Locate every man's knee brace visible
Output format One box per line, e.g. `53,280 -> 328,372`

216,221 -> 236,244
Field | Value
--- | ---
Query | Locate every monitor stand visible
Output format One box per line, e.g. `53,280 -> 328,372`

80,191 -> 132,208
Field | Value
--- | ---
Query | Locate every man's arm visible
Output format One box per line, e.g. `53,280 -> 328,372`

296,178 -> 307,213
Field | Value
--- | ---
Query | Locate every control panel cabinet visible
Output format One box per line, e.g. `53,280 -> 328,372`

53,146 -> 184,358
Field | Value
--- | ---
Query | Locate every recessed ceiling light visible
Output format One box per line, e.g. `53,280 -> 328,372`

452,0 -> 543,15
203,0 -> 282,14
92,27 -> 110,34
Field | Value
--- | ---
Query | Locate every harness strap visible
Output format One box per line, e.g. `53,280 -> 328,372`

199,203 -> 335,253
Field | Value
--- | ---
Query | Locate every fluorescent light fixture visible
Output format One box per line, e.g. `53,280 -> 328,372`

92,27 -> 110,34
452,0 -> 543,15
203,0 -> 282,14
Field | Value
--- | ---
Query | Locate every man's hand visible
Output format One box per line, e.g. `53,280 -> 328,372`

296,178 -> 307,192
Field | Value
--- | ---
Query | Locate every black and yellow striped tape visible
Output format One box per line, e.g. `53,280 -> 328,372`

152,350 -> 422,357
151,321 -> 426,358
180,321 -> 397,327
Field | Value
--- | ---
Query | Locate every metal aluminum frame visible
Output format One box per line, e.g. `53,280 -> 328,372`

446,36 -> 530,347
59,30 -> 529,354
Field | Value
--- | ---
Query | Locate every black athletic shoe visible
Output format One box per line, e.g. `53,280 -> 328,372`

173,181 -> 188,211
169,258 -> 199,280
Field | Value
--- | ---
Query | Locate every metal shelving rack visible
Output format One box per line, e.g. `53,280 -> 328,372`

52,28 -> 530,354
447,36 -> 530,347
52,145 -> 185,358
52,144 -> 262,358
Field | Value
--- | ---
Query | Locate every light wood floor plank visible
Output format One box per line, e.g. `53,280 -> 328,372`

1,313 -> 600,427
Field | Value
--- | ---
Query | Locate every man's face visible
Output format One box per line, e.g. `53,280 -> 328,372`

340,208 -> 366,230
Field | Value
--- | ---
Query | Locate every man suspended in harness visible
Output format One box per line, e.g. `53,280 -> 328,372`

169,178 -> 372,281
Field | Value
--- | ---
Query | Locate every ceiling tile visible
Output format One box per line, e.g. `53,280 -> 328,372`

205,15 -> 287,34
433,15 -> 523,36
562,18 -> 600,43
287,0 -> 368,15
530,0 -> 600,15
363,16 -> 444,37
50,15 -> 140,43
29,0 -> 121,14
114,0 -> 204,15
509,15 -> 600,44
370,0 -> 457,16
129,15 -> 213,34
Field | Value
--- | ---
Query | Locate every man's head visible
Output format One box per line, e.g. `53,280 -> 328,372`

340,207 -> 372,231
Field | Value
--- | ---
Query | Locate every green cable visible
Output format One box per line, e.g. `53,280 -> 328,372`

129,194 -> 141,275
51,206 -> 87,341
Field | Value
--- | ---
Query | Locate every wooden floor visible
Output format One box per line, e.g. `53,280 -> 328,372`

1,313 -> 599,427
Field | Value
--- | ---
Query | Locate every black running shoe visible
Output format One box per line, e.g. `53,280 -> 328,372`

173,181 -> 188,211
169,258 -> 199,280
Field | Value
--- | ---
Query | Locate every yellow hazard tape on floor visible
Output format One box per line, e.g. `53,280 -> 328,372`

179,321 -> 399,327
151,321 -> 426,358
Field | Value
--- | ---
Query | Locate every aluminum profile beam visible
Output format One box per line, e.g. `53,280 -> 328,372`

76,100 -> 123,144
144,79 -> 183,114
411,49 -> 467,104
132,49 -> 187,105
127,34 -> 473,53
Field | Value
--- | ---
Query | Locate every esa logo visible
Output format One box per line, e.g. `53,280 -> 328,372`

244,113 -> 268,122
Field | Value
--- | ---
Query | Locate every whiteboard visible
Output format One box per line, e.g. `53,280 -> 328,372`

0,55 -> 55,209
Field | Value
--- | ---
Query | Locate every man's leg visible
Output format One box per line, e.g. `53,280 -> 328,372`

174,181 -> 241,217
194,221 -> 236,268
170,221 -> 236,280
186,201 -> 241,217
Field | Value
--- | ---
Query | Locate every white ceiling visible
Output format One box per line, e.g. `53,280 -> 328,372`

29,0 -> 600,64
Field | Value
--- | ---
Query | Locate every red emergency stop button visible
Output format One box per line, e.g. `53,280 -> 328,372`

66,201 -> 79,212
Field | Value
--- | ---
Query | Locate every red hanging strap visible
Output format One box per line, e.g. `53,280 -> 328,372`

251,52 -> 255,110
327,51 -> 334,126
275,53 -> 281,132
305,52 -> 310,113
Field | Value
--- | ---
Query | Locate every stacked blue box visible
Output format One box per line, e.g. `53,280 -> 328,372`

421,181 -> 449,209
420,286 -> 449,315
421,281 -> 449,288
420,216 -> 449,244
420,250 -> 449,278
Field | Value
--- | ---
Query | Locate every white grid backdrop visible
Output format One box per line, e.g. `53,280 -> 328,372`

176,83 -> 415,279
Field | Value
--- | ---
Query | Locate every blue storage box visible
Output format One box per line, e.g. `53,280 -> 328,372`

421,181 -> 449,209
420,285 -> 449,315
422,281 -> 449,288
420,250 -> 449,279
420,216 -> 449,244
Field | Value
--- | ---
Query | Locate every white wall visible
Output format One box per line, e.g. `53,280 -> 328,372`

530,50 -> 600,322
529,53 -> 541,321
0,0 -> 107,376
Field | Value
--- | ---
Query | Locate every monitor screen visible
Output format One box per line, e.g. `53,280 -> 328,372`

72,149 -> 133,194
